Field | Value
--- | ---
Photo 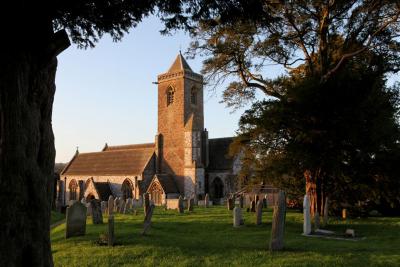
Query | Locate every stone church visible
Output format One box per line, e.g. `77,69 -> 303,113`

58,53 -> 241,206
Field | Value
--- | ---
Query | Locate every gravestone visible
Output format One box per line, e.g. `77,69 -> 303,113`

66,202 -> 87,238
90,199 -> 103,224
239,195 -> 244,208
108,215 -> 115,246
256,200 -> 263,225
233,207 -> 243,227
250,200 -> 256,212
204,193 -> 210,208
142,204 -> 155,235
119,199 -> 126,213
178,196 -> 184,213
269,191 -> 286,251
323,197 -> 329,226
143,193 -> 150,217
263,194 -> 268,208
124,198 -> 132,213
227,197 -> 234,210
108,195 -> 114,215
303,195 -> 311,235
113,197 -> 118,213
314,212 -> 320,230
100,201 -> 107,214
187,198 -> 194,212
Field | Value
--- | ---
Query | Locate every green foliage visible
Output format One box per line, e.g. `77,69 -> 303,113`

51,207 -> 400,266
235,57 -> 400,213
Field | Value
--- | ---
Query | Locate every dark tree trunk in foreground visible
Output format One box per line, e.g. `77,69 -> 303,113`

0,26 -> 69,266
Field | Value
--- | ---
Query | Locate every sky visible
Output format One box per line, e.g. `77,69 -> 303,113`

54,15 -> 266,163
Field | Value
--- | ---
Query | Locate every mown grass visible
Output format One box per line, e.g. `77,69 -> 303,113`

51,206 -> 400,267
51,210 -> 65,225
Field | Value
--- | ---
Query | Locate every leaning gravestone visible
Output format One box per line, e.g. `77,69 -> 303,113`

227,197 -> 234,210
250,200 -> 256,212
90,199 -> 103,224
66,202 -> 87,238
204,193 -> 210,208
269,190 -> 286,251
142,204 -> 155,235
108,195 -> 114,215
108,215 -> 115,246
256,200 -> 263,225
178,196 -> 184,213
143,193 -> 150,217
303,195 -> 311,235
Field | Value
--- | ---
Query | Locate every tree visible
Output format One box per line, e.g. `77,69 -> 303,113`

233,56 -> 400,215
0,1 -> 163,266
161,1 -> 400,215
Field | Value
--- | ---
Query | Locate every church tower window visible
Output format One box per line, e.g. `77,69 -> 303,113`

191,87 -> 197,105
167,86 -> 174,106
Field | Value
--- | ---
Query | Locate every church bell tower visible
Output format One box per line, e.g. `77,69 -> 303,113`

155,53 -> 208,199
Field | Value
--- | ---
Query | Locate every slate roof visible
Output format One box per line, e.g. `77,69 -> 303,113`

207,137 -> 235,171
62,144 -> 155,176
168,53 -> 193,73
147,174 -> 180,194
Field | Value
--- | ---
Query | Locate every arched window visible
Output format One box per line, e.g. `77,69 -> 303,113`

167,86 -> 174,106
121,179 -> 134,200
190,87 -> 197,105
69,179 -> 78,201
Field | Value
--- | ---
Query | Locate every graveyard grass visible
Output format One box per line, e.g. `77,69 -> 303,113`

51,206 -> 400,267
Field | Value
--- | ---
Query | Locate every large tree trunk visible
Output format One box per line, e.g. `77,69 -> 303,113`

0,28 -> 69,266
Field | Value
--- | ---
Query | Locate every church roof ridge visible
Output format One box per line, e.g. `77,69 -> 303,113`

167,53 -> 193,73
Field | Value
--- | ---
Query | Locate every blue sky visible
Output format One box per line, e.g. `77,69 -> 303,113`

54,15 -> 262,162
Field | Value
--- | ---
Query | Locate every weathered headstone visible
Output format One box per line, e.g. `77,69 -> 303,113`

314,211 -> 320,230
323,197 -> 329,226
90,199 -> 103,224
227,197 -> 234,210
250,200 -> 256,212
142,204 -> 155,235
239,195 -> 244,208
108,215 -> 115,246
113,197 -> 119,212
256,200 -> 263,225
187,198 -> 194,212
100,201 -> 107,214
178,196 -> 184,213
303,195 -> 311,235
204,193 -> 210,208
143,193 -> 150,217
269,190 -> 286,251
66,202 -> 87,238
233,207 -> 243,227
124,198 -> 132,213
119,199 -> 126,213
108,195 -> 114,215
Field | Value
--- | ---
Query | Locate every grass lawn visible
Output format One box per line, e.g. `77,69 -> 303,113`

51,211 -> 65,225
51,206 -> 400,267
